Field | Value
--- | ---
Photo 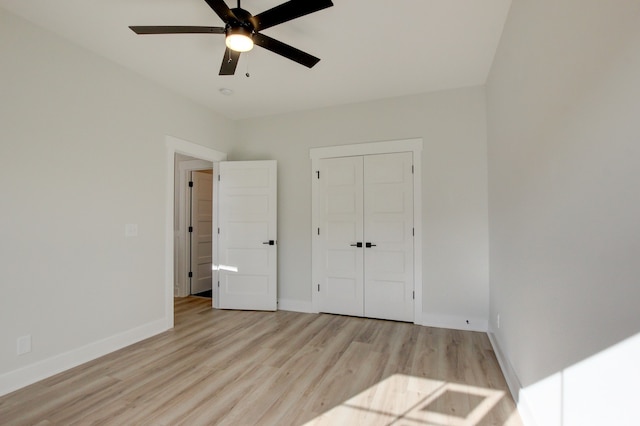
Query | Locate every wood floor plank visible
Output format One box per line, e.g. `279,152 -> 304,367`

0,297 -> 522,425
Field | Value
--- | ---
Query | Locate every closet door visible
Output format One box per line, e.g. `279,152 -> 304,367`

317,156 -> 364,317
363,152 -> 414,322
316,152 -> 414,322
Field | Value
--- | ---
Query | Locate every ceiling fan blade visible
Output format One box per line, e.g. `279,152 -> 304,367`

253,33 -> 320,68
250,0 -> 333,31
219,47 -> 241,75
129,26 -> 225,35
203,0 -> 236,23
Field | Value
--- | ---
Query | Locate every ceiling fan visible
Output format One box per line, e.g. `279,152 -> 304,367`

129,0 -> 334,76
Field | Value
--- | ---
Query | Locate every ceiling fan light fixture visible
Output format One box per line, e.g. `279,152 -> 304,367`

225,27 -> 254,52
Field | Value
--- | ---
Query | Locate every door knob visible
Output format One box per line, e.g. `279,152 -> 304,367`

350,242 -> 363,247
262,240 -> 275,245
365,242 -> 377,248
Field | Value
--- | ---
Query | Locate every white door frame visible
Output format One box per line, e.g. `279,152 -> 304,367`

165,136 -> 227,329
310,138 -> 423,323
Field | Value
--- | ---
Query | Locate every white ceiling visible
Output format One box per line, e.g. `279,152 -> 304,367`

0,0 -> 512,120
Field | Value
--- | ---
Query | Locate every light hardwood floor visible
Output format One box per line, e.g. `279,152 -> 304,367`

0,297 -> 522,425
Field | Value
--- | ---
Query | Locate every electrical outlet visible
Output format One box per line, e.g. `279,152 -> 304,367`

17,335 -> 31,355
497,314 -> 501,329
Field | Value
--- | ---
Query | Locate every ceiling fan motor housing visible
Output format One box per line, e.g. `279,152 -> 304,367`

224,8 -> 255,52
227,7 -> 255,32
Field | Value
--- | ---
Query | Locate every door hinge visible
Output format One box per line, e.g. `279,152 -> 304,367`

188,226 -> 193,233
317,227 -> 320,235
317,284 -> 320,292
217,281 -> 220,288
316,171 -> 320,179
413,291 -> 415,300
217,227 -> 220,234
188,271 -> 193,278
188,181 -> 194,187
218,174 -> 220,181
411,165 -> 414,174
413,227 -> 415,236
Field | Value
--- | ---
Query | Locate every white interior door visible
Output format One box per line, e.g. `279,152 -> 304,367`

217,161 -> 277,310
363,153 -> 414,322
317,153 -> 414,322
317,156 -> 364,316
190,170 -> 213,295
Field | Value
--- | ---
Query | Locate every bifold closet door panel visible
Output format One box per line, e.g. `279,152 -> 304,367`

317,156 -> 365,317
363,152 -> 414,322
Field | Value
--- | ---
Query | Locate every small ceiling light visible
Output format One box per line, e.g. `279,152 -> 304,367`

225,27 -> 254,52
219,88 -> 234,96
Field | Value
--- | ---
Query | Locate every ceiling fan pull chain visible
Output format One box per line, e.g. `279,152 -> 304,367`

245,52 -> 251,77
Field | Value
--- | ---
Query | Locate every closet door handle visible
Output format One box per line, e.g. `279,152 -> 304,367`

365,242 -> 377,248
262,240 -> 275,245
350,242 -> 363,248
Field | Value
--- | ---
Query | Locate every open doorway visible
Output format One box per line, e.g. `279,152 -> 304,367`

174,154 -> 213,299
165,136 -> 227,329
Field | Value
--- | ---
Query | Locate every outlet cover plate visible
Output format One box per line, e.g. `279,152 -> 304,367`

125,224 -> 138,237
17,335 -> 32,355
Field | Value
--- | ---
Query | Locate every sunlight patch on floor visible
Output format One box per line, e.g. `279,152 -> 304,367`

305,374 -> 511,425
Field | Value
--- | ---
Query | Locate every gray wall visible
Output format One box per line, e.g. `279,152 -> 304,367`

234,87 -> 490,327
10,2 -> 639,422
0,9 -> 234,381
486,0 -> 640,424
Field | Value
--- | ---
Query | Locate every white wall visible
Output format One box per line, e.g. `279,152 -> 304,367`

0,9 -> 234,393
486,1 -> 640,424
234,87 -> 490,329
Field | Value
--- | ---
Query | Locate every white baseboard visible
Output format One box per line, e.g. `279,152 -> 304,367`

487,332 -> 522,401
420,313 -> 488,332
276,306 -> 488,333
278,298 -> 314,313
487,331 -> 537,426
0,318 -> 168,397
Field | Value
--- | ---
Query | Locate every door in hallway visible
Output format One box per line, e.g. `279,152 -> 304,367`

190,170 -> 213,295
